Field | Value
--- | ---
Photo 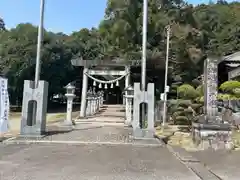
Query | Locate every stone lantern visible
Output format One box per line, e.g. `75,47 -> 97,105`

92,89 -> 97,114
86,89 -> 93,116
66,83 -> 75,95
123,85 -> 134,126
64,83 -> 76,126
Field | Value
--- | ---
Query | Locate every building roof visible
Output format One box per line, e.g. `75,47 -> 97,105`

223,51 -> 240,62
221,51 -> 240,68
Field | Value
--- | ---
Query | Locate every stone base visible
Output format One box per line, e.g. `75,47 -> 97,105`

133,127 -> 155,139
124,119 -> 132,127
17,134 -> 46,139
192,122 -> 233,150
20,127 -> 46,137
124,124 -> 132,128
20,80 -> 48,137
58,121 -> 74,131
62,120 -> 74,126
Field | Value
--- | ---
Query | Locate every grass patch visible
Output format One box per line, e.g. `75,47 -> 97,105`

9,111 -> 79,123
9,112 -> 22,118
232,130 -> 240,149
167,131 -> 198,151
47,114 -> 65,122
155,125 -> 201,151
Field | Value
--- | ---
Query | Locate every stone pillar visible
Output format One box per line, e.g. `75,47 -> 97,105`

204,58 -> 218,122
97,95 -> 100,111
129,98 -> 133,122
192,58 -> 233,150
93,96 -> 97,114
90,97 -> 94,115
154,100 -> 164,124
20,80 -> 48,137
125,66 -> 130,111
88,97 -> 92,115
80,67 -> 88,117
125,96 -> 133,125
96,95 -> 99,112
65,93 -> 75,126
100,91 -> 104,106
132,83 -> 155,138
86,98 -> 91,116
95,96 -> 98,113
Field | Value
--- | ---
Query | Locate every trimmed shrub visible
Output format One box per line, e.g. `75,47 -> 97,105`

178,100 -> 192,107
175,116 -> 189,125
219,80 -> 240,93
177,84 -> 199,100
196,85 -> 204,96
192,79 -> 201,86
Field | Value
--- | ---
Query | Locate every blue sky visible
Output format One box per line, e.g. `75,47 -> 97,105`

0,0 -> 235,34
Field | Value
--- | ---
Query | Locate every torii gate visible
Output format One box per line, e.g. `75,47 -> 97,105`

71,59 -> 141,124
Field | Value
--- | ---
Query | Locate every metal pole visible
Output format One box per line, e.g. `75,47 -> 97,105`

32,0 -> 45,124
141,0 -> 148,127
34,0 -> 45,87
162,25 -> 170,127
125,66 -> 130,124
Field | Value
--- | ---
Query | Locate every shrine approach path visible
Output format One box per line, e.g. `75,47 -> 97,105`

0,104 -> 201,180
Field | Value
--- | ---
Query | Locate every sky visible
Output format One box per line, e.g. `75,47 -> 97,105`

0,0 -> 236,35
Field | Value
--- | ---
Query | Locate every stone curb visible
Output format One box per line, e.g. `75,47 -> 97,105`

155,134 -> 222,180
2,138 -> 163,147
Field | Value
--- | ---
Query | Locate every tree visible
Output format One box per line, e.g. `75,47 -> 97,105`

0,24 -> 77,104
0,17 -> 5,31
0,1 -> 240,105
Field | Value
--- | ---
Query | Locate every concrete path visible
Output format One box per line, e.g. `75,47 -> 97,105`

75,104 -> 125,124
0,144 -> 200,180
0,105 -> 202,180
190,150 -> 240,180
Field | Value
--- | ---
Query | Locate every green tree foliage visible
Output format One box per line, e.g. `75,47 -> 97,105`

0,17 -> 5,31
218,80 -> 240,100
0,1 -> 239,105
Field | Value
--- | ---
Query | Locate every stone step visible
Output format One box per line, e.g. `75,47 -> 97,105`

75,119 -> 124,123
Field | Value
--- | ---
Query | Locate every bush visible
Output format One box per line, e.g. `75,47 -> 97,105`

178,100 -> 192,107
172,111 -> 184,117
168,99 -> 198,126
192,79 -> 201,86
219,80 -> 240,93
196,85 -> 204,96
177,106 -> 185,111
167,100 -> 179,114
184,108 -> 194,114
168,83 -> 204,127
171,84 -> 179,90
177,84 -> 199,100
233,88 -> 240,96
191,103 -> 202,110
175,116 -> 189,125
217,93 -> 240,100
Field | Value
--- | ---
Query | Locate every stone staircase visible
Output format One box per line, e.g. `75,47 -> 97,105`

75,104 -> 125,125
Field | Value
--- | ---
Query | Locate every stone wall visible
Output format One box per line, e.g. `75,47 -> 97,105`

192,123 -> 233,150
